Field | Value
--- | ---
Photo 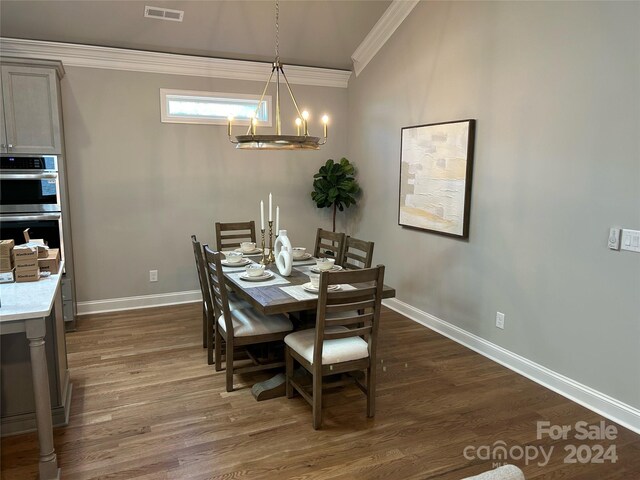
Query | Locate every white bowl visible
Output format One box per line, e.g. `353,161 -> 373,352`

316,258 -> 335,271
292,247 -> 307,259
245,264 -> 265,277
308,273 -> 320,288
240,242 -> 257,252
225,251 -> 244,264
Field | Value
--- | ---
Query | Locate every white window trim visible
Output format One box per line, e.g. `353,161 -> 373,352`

159,88 -> 272,126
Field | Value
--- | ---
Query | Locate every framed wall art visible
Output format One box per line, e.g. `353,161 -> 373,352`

398,119 -> 476,238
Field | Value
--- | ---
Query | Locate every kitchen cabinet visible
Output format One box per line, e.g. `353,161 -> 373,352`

0,61 -> 64,154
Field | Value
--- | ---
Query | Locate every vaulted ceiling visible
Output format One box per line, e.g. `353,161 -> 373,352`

0,0 -> 392,71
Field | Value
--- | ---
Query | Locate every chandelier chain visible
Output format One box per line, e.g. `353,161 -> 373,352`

275,0 -> 280,60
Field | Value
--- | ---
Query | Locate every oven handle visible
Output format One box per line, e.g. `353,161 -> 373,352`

0,213 -> 61,222
0,172 -> 58,180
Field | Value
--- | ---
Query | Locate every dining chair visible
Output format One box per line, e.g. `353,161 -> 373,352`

313,228 -> 346,261
284,265 -> 385,429
192,235 -> 250,367
215,221 -> 257,251
191,235 -> 212,352
204,246 -> 294,391
341,236 -> 375,269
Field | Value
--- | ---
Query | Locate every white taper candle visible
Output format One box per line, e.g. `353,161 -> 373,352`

269,193 -> 273,222
260,201 -> 265,230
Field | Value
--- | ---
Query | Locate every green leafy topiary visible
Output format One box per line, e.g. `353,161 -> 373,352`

311,157 -> 360,232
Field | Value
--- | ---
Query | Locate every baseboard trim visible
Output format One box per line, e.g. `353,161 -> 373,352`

77,290 -> 201,316
383,298 -> 640,435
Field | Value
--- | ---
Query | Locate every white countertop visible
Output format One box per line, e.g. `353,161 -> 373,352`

0,262 -> 64,322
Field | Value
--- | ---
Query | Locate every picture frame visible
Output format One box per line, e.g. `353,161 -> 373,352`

398,119 -> 476,238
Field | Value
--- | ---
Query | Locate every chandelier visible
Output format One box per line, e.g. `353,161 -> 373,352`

228,0 -> 328,150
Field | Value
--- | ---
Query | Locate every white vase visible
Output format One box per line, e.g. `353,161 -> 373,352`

274,230 -> 292,276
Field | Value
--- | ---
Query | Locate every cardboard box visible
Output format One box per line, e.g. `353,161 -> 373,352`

22,229 -> 48,258
0,256 -> 13,272
37,248 -> 60,274
0,269 -> 14,283
15,267 -> 40,283
15,258 -> 38,270
0,239 -> 15,255
14,245 -> 38,262
0,239 -> 14,271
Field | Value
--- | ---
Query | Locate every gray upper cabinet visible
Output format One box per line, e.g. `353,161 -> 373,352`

0,64 -> 63,154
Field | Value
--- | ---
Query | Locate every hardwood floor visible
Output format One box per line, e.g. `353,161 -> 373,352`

2,304 -> 638,479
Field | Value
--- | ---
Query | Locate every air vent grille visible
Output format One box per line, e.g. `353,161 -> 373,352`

144,6 -> 184,22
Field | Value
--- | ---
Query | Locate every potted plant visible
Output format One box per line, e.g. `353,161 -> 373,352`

310,157 -> 360,232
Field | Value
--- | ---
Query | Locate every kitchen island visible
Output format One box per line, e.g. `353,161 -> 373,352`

0,264 -> 70,480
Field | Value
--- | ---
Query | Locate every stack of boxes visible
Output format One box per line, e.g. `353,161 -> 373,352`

0,240 -> 15,283
0,231 -> 60,284
14,245 -> 40,282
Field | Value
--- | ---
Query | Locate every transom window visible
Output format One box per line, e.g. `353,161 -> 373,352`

160,89 -> 271,126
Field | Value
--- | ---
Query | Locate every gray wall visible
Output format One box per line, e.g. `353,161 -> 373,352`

60,67 -> 347,301
347,1 -> 640,408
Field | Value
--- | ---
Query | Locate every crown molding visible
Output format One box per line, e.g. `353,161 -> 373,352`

0,38 -> 352,88
351,0 -> 419,77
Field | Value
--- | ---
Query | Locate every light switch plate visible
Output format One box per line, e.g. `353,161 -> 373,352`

621,229 -> 640,253
608,228 -> 621,250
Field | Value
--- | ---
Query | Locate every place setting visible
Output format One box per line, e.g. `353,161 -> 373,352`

308,257 -> 343,273
226,263 -> 290,288
233,241 -> 264,256
221,251 -> 252,268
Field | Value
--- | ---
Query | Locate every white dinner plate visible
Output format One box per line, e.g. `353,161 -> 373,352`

234,247 -> 263,255
309,265 -> 343,274
239,271 -> 274,282
301,282 -> 341,293
222,258 -> 251,267
292,253 -> 313,261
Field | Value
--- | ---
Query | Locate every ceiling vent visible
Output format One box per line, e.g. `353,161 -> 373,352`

144,6 -> 184,22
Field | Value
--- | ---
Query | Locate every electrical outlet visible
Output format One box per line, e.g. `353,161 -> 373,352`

496,312 -> 505,329
608,228 -> 621,250
149,269 -> 158,282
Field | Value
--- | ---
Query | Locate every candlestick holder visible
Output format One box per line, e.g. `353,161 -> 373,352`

259,229 -> 268,265
267,221 -> 276,264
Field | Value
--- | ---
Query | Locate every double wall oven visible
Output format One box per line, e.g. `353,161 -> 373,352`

0,155 -> 76,328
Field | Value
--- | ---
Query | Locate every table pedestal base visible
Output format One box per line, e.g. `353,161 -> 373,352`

251,373 -> 287,401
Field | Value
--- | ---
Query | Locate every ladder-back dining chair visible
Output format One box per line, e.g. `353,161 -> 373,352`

204,246 -> 293,391
284,265 -> 385,429
215,221 -> 257,251
341,236 -> 375,269
313,228 -> 346,261
191,235 -> 211,352
192,236 -> 251,366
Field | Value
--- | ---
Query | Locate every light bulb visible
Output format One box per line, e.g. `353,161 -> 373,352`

322,115 -> 329,124
301,110 -> 309,121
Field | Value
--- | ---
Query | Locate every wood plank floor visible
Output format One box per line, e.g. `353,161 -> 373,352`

2,304 -> 638,479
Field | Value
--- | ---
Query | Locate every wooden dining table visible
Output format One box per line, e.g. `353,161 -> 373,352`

221,253 -> 396,400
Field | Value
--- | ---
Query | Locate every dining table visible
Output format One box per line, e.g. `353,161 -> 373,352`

221,250 -> 396,400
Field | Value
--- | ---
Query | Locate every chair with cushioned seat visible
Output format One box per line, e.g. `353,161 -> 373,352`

215,221 -> 257,251
192,235 -> 251,367
191,235 -> 212,352
204,246 -> 293,391
285,265 -> 385,429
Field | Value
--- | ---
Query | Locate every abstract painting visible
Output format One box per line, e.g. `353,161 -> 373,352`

399,119 -> 476,238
